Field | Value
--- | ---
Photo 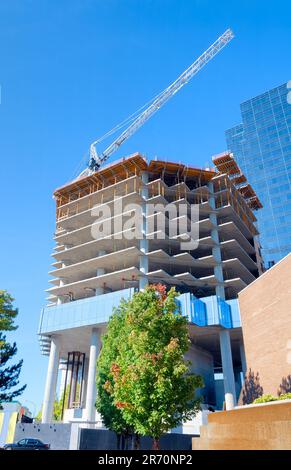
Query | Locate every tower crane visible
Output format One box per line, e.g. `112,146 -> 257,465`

86,28 -> 234,175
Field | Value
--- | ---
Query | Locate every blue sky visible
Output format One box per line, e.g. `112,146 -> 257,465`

0,0 -> 290,413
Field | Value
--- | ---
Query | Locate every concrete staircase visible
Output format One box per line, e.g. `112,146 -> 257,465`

192,400 -> 291,450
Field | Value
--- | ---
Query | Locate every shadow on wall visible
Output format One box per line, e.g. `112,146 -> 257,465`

239,372 -> 291,405
278,375 -> 291,395
242,369 -> 264,405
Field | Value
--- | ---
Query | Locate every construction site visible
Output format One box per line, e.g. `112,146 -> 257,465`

37,149 -> 263,427
34,29 -> 264,444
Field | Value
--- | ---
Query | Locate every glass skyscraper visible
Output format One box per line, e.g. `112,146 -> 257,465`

226,82 -> 291,268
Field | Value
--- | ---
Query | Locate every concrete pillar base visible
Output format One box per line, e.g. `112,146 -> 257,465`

219,329 -> 237,407
42,336 -> 60,423
225,393 -> 235,410
85,328 -> 101,424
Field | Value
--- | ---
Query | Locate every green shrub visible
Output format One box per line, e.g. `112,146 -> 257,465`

253,392 -> 291,404
252,394 -> 278,404
278,393 -> 291,401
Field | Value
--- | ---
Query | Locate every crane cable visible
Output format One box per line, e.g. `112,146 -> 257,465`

72,85 -> 169,180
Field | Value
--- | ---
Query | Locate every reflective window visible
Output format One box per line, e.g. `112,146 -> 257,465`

226,82 -> 291,267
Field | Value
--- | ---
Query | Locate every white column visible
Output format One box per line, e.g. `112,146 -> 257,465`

81,358 -> 89,408
85,328 -> 101,424
208,182 -> 225,298
96,250 -> 106,295
59,362 -> 67,398
139,171 -> 149,291
57,279 -> 64,305
220,330 -> 237,409
208,181 -> 236,407
42,336 -> 60,423
240,341 -> 247,378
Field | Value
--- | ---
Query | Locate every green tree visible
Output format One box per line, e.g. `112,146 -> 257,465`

0,291 -> 19,332
36,386 -> 70,422
36,398 -> 62,422
103,285 -> 203,450
96,303 -> 135,448
0,291 -> 26,406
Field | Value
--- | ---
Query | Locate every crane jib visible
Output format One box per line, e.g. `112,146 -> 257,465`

88,28 -> 234,173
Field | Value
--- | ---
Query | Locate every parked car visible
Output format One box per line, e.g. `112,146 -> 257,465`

4,438 -> 50,450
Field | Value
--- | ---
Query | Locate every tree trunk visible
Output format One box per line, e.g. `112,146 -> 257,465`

152,438 -> 160,450
134,434 -> 141,450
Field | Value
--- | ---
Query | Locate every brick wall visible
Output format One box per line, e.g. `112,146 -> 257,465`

238,254 -> 291,396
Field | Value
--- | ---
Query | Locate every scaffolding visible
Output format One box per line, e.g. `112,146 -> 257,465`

212,151 -> 263,211
54,155 -> 216,222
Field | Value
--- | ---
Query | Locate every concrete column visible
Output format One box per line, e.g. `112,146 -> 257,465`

42,336 -> 60,423
220,330 -> 237,409
96,250 -> 106,295
57,279 -> 64,305
81,358 -> 89,408
208,181 -> 236,407
61,364 -> 72,422
139,171 -> 149,291
253,221 -> 264,275
208,182 -> 225,298
240,341 -> 247,378
59,362 -> 67,398
85,328 -> 101,424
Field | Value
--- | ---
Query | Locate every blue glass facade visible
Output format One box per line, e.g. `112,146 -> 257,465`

38,288 -> 135,334
226,83 -> 291,267
39,288 -> 241,335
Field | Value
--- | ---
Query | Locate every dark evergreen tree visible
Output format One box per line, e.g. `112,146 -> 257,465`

242,368 -> 263,404
278,375 -> 291,396
0,291 -> 26,406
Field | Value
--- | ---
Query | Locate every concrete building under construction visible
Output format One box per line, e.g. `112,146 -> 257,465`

39,151 -> 263,427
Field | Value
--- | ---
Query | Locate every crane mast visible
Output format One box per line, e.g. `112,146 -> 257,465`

88,28 -> 234,173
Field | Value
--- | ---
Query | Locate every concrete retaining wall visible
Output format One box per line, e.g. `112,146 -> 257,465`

192,400 -> 291,450
14,423 -> 72,450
